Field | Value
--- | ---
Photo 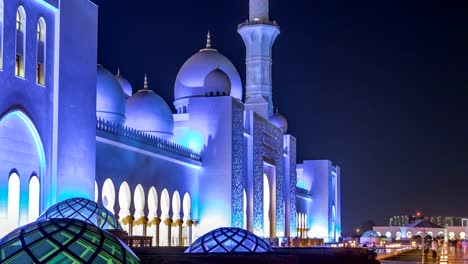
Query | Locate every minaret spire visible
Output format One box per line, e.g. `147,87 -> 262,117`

238,0 -> 280,118
117,67 -> 121,76
206,31 -> 212,49
143,74 -> 148,90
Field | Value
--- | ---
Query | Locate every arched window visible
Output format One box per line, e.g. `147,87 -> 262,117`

36,18 -> 46,85
8,172 -> 20,230
406,231 -> 412,239
28,175 -> 40,222
15,7 -> 26,78
0,0 -> 4,70
385,231 -> 392,238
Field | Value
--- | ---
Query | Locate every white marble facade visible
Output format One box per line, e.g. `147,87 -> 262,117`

0,0 -> 342,244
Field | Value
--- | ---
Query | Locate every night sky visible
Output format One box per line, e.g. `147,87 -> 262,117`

91,0 -> 468,233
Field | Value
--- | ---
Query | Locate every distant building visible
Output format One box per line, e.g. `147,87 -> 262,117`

389,212 -> 466,227
378,212 -> 468,241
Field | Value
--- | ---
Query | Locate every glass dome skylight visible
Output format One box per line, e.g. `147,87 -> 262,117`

37,197 -> 122,230
0,218 -> 139,264
185,227 -> 273,254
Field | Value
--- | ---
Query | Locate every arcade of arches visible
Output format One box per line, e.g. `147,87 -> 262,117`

97,178 -> 195,247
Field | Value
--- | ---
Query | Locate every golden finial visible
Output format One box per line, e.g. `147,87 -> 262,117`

144,74 -> 148,90
206,31 -> 212,49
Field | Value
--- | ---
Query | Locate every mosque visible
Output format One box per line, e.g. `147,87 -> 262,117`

0,0 -> 342,246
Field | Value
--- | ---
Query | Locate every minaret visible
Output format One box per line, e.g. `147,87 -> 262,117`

238,0 -> 280,118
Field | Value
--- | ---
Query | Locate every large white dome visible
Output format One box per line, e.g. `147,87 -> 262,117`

174,36 -> 242,108
96,65 -> 126,125
126,77 -> 174,139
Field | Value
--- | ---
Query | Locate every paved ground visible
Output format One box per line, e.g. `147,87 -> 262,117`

382,248 -> 468,264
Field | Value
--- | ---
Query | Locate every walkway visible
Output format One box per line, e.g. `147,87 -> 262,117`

382,247 -> 468,264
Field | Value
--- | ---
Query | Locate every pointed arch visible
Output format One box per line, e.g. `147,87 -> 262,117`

133,184 -> 145,219
8,172 -> 20,230
118,181 -> 131,218
0,110 -> 46,227
102,179 -> 115,214
148,187 -> 158,218
172,191 -> 181,221
36,17 -> 46,85
182,193 -> 191,221
28,175 -> 40,222
15,6 -> 26,77
160,189 -> 170,219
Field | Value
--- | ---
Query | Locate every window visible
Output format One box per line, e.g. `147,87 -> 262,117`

36,18 -> 46,85
15,7 -> 26,78
8,172 -> 20,230
16,9 -> 22,31
28,176 -> 40,222
15,54 -> 24,77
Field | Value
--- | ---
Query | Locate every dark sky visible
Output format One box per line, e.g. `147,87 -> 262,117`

91,0 -> 468,233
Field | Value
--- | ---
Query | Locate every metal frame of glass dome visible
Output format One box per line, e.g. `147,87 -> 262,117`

185,227 -> 273,254
37,197 -> 122,230
0,218 -> 139,264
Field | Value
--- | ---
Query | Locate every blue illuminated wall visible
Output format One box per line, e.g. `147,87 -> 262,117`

0,0 -> 97,222
173,96 -> 243,235
284,135 -> 297,238
231,102 -> 245,228
0,111 -> 45,236
299,160 -> 341,242
54,0 -> 97,202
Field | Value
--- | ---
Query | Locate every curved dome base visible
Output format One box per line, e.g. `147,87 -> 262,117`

185,227 -> 273,254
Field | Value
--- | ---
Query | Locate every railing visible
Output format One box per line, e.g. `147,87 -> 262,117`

238,19 -> 280,29
96,118 -> 201,162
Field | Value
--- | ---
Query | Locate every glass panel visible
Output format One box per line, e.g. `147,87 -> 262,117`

4,250 -> 34,264
30,239 -> 59,261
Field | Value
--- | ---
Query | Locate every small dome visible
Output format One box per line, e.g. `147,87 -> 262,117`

126,76 -> 174,139
185,227 -> 273,254
0,218 -> 140,263
116,69 -> 133,97
269,111 -> 288,134
204,68 -> 231,96
37,198 -> 123,230
97,65 -> 126,124
174,33 -> 242,109
361,230 -> 380,238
